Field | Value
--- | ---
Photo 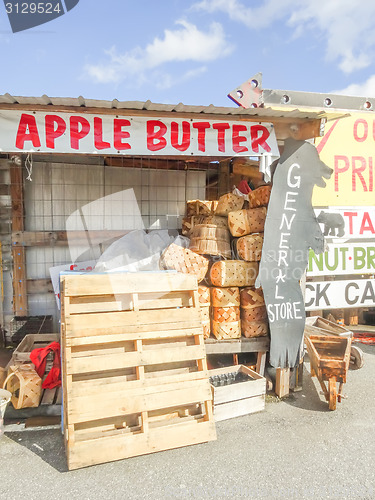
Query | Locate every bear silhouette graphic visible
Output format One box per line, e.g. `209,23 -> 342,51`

256,139 -> 333,368
4,0 -> 80,33
316,211 -> 345,237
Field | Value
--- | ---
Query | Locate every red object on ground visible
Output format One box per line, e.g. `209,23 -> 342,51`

237,179 -> 251,194
30,341 -> 62,389
352,332 -> 375,345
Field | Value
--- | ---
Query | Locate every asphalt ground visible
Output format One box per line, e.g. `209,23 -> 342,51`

1,341 -> 374,500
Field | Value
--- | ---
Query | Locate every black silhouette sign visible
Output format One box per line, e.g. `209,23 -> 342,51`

256,139 -> 333,368
4,0 -> 79,33
316,210 -> 345,237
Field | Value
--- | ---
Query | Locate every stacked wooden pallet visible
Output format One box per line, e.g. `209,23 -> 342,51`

60,272 -> 216,470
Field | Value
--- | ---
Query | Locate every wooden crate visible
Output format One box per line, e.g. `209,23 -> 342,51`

11,333 -> 59,364
209,365 -> 266,422
61,272 -> 216,470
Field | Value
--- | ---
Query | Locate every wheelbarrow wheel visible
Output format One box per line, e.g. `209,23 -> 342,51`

328,378 -> 337,411
350,345 -> 364,370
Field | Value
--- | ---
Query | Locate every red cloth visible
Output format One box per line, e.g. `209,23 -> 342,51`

237,179 -> 251,195
30,341 -> 62,389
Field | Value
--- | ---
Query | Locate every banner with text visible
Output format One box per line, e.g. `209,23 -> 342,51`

0,110 -> 279,157
313,113 -> 375,206
305,278 -> 375,310
307,242 -> 375,276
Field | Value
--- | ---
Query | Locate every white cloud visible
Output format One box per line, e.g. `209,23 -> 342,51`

84,20 -> 233,88
333,75 -> 375,97
193,0 -> 375,74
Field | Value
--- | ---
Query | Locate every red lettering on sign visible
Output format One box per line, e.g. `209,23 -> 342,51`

45,115 -> 66,149
213,123 -> 230,152
344,211 -> 357,234
171,121 -> 190,151
192,122 -> 210,152
232,124 -> 248,153
353,118 -> 368,142
70,116 -> 90,149
352,156 -> 368,192
370,157 -> 374,191
334,155 -> 349,191
360,212 -> 375,234
15,113 -> 41,149
251,124 -> 271,153
93,117 -> 110,150
114,119 -> 131,150
147,120 -> 167,151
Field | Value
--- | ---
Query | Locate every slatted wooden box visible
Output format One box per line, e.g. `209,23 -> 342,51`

61,272 -> 216,470
209,365 -> 266,422
11,333 -> 59,364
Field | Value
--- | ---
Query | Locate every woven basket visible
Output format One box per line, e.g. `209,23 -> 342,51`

241,305 -> 267,322
198,285 -> 211,306
186,200 -> 217,217
182,215 -> 228,236
240,287 -> 265,309
248,185 -> 272,208
212,320 -> 241,340
159,243 -> 209,283
215,193 -> 244,216
189,224 -> 231,258
200,307 -> 211,339
228,207 -> 267,237
212,306 -> 240,322
211,287 -> 240,308
236,233 -> 264,261
241,320 -> 269,338
3,364 -> 42,409
210,260 -> 259,288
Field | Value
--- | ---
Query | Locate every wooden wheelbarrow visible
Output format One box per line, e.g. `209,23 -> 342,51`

304,334 -> 351,411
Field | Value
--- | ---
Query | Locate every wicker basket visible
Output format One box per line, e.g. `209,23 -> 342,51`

200,307 -> 211,339
241,320 -> 269,338
210,260 -> 259,288
212,320 -> 241,340
189,224 -> 231,258
248,185 -> 272,208
211,287 -> 240,308
215,193 -> 244,216
182,215 -> 228,236
198,285 -> 211,305
3,364 -> 42,409
241,306 -> 267,322
186,200 -> 218,217
159,244 -> 209,283
236,233 -> 264,261
228,207 -> 267,237
212,306 -> 240,322
240,287 -> 265,309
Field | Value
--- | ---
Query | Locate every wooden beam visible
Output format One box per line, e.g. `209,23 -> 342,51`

27,278 -> 54,295
10,162 -> 28,315
218,160 -> 231,197
12,230 -> 130,247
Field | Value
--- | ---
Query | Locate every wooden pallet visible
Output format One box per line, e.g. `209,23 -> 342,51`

61,272 -> 216,470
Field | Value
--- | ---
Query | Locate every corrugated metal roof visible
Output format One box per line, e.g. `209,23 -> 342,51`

0,93 -> 345,120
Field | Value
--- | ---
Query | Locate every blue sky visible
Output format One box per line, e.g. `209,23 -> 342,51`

1,0 -> 375,106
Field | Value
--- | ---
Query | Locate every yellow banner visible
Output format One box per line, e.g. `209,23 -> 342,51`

313,113 -> 375,206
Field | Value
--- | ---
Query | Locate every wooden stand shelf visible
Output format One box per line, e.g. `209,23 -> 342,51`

204,337 -> 269,376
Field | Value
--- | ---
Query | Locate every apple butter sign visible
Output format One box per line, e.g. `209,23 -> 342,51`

256,139 -> 333,368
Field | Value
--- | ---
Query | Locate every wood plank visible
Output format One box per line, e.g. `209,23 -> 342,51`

27,278 -> 54,294
67,419 -> 216,470
70,369 -> 209,398
66,327 -> 202,347
63,272 -> 198,297
10,162 -> 27,315
205,337 -> 270,354
65,308 -> 202,337
12,230 -> 130,247
67,344 -> 206,375
275,368 -> 290,398
68,379 -> 212,424
214,395 -> 265,422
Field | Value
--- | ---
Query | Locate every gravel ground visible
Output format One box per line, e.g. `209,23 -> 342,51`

1,342 -> 374,500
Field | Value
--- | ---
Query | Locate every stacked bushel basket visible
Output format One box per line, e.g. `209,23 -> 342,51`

160,186 -> 272,341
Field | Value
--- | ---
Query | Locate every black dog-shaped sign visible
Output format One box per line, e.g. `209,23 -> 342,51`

256,139 -> 333,368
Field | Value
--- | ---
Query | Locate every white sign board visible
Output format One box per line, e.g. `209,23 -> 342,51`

307,242 -> 375,276
0,110 -> 279,157
305,278 -> 375,310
